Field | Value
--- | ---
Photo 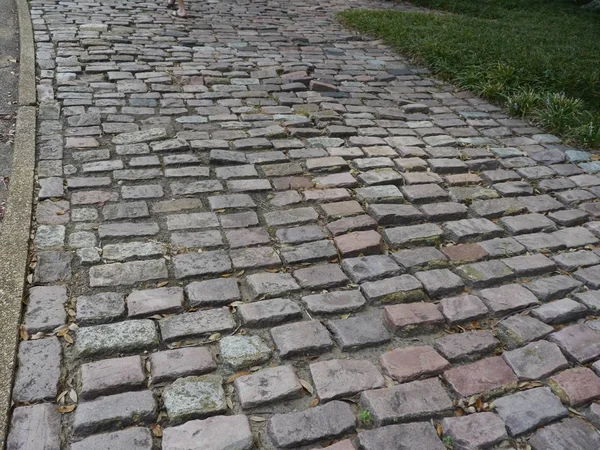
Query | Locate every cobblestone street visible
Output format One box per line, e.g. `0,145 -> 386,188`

8,0 -> 600,448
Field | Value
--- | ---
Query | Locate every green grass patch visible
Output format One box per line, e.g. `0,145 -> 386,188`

339,0 -> 600,148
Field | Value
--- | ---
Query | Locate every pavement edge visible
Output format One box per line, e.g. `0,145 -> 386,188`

0,0 -> 37,445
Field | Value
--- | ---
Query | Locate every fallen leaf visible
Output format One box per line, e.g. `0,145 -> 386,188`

208,333 -> 221,341
299,379 -> 313,395
152,424 -> 163,437
435,423 -> 443,437
226,371 -> 250,384
57,404 -> 76,414
68,389 -> 78,403
309,398 -> 319,408
56,390 -> 68,403
63,333 -> 73,344
221,273 -> 233,278
339,313 -> 350,320
156,281 -> 169,288
568,407 -> 584,417
250,416 -> 267,422
226,396 -> 234,409
384,375 -> 395,388
475,397 -> 483,411
19,325 -> 29,341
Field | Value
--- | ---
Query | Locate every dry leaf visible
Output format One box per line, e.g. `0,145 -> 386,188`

226,371 -> 250,384
152,423 -> 163,437
384,375 -> 395,388
63,333 -> 74,344
236,270 -> 245,277
435,423 -> 443,437
68,389 -> 78,403
156,281 -> 169,288
309,398 -> 319,408
221,273 -> 233,278
265,268 -> 279,273
299,379 -> 313,395
250,416 -> 267,422
19,326 -> 29,341
57,404 -> 76,414
208,333 -> 221,341
339,313 -> 350,320
226,396 -> 234,409
475,397 -> 483,411
568,407 -> 584,417
56,391 -> 68,403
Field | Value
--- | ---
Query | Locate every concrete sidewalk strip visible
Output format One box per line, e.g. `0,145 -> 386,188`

3,0 -> 600,448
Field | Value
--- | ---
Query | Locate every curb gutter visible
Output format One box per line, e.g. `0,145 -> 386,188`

0,0 -> 36,445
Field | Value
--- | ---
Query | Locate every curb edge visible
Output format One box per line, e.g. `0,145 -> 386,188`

0,0 -> 37,445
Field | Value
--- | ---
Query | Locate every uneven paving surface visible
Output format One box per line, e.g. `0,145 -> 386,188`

9,0 -> 600,448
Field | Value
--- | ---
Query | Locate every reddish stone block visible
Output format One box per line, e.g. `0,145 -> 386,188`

549,367 -> 600,406
334,230 -> 383,257
444,356 -> 518,397
442,243 -> 488,262
380,345 -> 450,383
384,302 -> 444,334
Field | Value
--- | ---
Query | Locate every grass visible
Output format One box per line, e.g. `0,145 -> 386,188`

358,409 -> 373,426
339,0 -> 600,148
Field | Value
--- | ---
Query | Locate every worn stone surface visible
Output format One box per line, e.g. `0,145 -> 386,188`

15,0 -> 600,445
271,321 -> 333,358
163,375 -> 226,424
219,335 -> 272,370
493,387 -> 568,436
24,286 -> 67,333
162,415 -> 253,450
529,417 -> 600,450
435,330 -> 500,362
268,401 -> 356,448
444,356 -> 519,397
235,365 -> 303,409
80,355 -> 145,399
327,314 -> 391,350
13,338 -> 61,403
549,367 -> 600,406
7,404 -> 61,450
70,428 -> 153,450
503,340 -> 569,380
358,422 -> 446,450
380,345 -> 450,383
310,359 -> 385,401
72,390 -> 157,437
441,413 -> 508,450
360,378 -> 454,426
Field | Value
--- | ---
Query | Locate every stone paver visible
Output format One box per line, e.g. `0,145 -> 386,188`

442,413 -> 507,450
12,0 -> 600,446
493,387 -> 568,436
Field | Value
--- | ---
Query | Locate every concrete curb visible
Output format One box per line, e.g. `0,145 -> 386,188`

0,0 -> 37,446
16,0 -> 35,107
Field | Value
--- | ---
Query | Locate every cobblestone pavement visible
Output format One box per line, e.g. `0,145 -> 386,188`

8,0 -> 600,448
